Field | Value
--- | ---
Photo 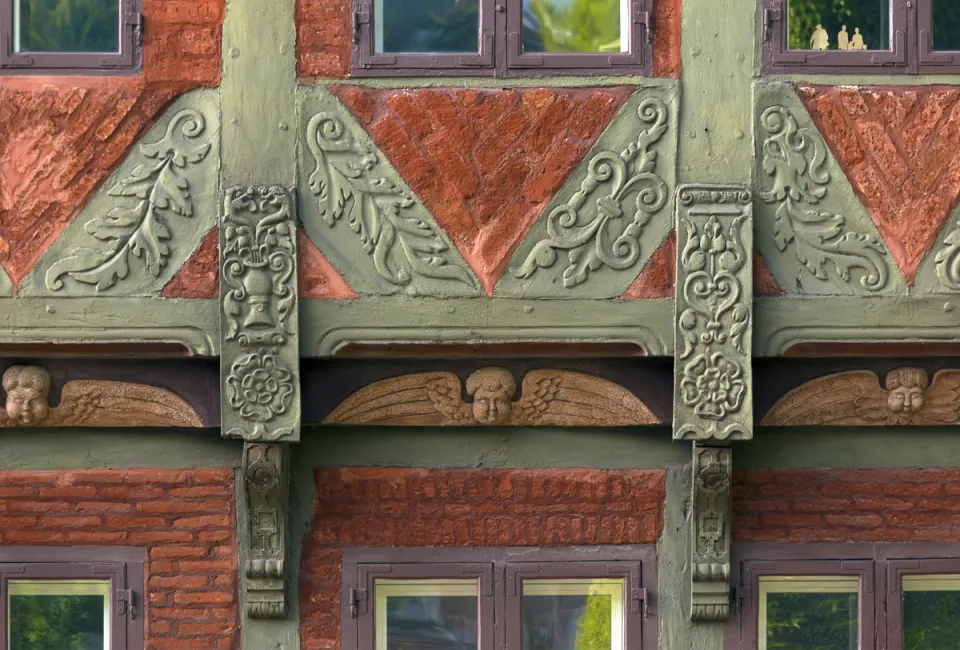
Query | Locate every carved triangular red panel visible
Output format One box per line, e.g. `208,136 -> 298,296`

800,86 -> 960,284
297,228 -> 357,299
623,233 -> 676,299
754,251 -> 784,296
331,85 -> 633,295
162,227 -> 219,298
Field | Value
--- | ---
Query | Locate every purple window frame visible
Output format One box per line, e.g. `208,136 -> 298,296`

0,0 -> 142,74
917,1 -> 960,71
0,546 -> 145,650
351,0 -> 652,77
761,0 -> 910,74
341,545 -> 657,650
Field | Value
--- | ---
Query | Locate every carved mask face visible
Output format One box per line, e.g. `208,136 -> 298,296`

887,386 -> 925,416
6,385 -> 49,425
471,387 -> 512,425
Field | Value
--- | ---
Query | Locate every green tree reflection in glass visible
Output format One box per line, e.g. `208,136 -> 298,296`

9,594 -> 105,650
574,594 -> 613,650
765,592 -> 857,650
16,0 -> 120,53
903,591 -> 960,650
787,0 -> 889,51
378,0 -> 480,53
524,0 -> 623,53
932,0 -> 960,51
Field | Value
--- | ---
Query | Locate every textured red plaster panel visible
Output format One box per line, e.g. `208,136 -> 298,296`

734,468 -> 960,543
0,0 -> 224,293
331,86 -> 632,294
653,0 -> 682,78
299,467 -> 665,650
297,228 -> 358,299
801,86 -> 960,285
162,228 -> 219,298
753,251 -> 784,296
623,232 -> 676,299
0,468 -> 239,650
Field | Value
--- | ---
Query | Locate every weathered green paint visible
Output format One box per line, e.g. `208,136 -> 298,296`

0,266 -> 11,297
677,0 -> 755,184
913,200 -> 960,294
324,76 -> 677,89
20,91 -> 221,297
0,297 -> 217,354
300,297 -> 675,356
778,73 -> 960,86
496,85 -> 679,299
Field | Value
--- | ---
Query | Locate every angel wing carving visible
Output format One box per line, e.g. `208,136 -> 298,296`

762,368 -> 960,426
324,367 -> 660,426
0,365 -> 204,428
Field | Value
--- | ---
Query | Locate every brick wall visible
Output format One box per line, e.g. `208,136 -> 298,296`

734,468 -> 960,543
299,467 -> 666,649
0,468 -> 239,650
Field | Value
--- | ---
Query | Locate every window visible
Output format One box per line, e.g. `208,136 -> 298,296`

730,544 -> 960,650
352,0 -> 652,76
763,0 -> 960,73
342,546 -> 656,650
0,547 -> 144,650
1,0 -> 142,73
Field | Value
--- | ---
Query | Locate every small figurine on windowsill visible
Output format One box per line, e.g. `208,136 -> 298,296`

810,23 -> 829,50
850,27 -> 867,50
837,25 -> 849,50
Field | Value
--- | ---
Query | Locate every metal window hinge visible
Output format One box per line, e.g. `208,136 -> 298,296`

732,584 -> 750,615
763,7 -> 782,42
632,587 -> 649,619
353,10 -> 370,44
124,11 -> 144,48
349,588 -> 367,619
634,9 -> 653,40
116,589 -> 135,619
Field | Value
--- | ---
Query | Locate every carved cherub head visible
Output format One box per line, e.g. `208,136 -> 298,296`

465,368 -> 516,425
2,365 -> 51,426
885,367 -> 928,418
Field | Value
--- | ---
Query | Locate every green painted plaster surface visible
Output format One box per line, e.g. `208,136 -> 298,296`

496,85 -> 679,299
0,266 -> 11,297
300,297 -> 675,356
323,76 -> 679,89
913,200 -> 960,294
777,74 -> 960,86
0,297 -> 217,354
20,90 -> 221,298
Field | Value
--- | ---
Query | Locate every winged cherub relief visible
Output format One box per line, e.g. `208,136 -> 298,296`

324,367 -> 659,426
0,365 -> 204,428
761,367 -> 960,426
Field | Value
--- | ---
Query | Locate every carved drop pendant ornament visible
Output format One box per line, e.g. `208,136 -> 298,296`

220,186 -> 300,442
690,445 -> 732,622
243,443 -> 287,618
673,186 -> 753,441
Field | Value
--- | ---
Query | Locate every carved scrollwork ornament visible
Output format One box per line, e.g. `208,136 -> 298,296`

242,443 -> 287,619
511,97 -> 669,288
758,105 -> 889,292
935,223 -> 960,291
673,186 -> 753,442
691,445 -> 732,622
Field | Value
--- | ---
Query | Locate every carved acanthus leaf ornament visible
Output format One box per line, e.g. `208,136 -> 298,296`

758,105 -> 888,292
325,367 -> 659,426
763,367 -> 960,426
512,98 -> 669,288
45,109 -> 212,292
306,112 -> 476,290
0,365 -> 203,427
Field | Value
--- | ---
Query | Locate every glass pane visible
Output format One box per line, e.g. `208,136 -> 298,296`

932,0 -> 960,51
759,576 -> 858,650
521,578 -> 625,650
14,0 -> 121,53
522,0 -> 628,53
375,579 -> 479,650
8,580 -> 110,650
902,575 -> 960,650
375,0 -> 480,54
786,0 -> 890,51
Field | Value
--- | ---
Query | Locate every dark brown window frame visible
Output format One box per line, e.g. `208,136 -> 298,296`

0,0 -> 143,74
727,543 -> 960,650
351,0 -> 653,77
0,546 -> 145,650
341,545 -> 657,650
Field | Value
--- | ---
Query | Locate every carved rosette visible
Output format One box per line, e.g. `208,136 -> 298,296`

673,186 -> 753,441
220,186 -> 300,442
691,445 -> 732,622
243,443 -> 287,618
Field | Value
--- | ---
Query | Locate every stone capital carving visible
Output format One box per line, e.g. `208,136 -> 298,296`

242,443 -> 288,618
673,186 -> 753,441
325,368 -> 660,426
691,444 -> 732,622
220,185 -> 300,442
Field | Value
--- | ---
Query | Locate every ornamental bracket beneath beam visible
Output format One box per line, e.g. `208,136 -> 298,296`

242,442 -> 288,618
690,443 -> 732,622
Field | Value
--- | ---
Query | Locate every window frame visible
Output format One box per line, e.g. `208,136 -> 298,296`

916,1 -> 960,71
0,546 -> 145,650
0,0 -> 143,74
342,545 -> 657,650
350,0 -> 653,77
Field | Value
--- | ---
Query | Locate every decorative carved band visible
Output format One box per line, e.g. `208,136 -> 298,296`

0,365 -> 202,427
242,443 -> 287,618
324,367 -> 659,426
673,186 -> 753,441
762,368 -> 960,426
220,186 -> 300,442
691,444 -> 732,622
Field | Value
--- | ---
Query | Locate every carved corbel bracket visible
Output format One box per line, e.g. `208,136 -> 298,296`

673,185 -> 753,441
690,444 -> 732,622
242,442 -> 288,618
220,185 -> 300,442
